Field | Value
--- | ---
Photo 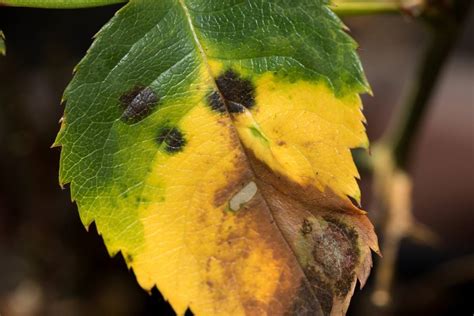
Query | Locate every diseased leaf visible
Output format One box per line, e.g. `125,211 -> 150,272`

55,1 -> 379,315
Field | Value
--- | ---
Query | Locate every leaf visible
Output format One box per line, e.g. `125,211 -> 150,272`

55,1 -> 379,315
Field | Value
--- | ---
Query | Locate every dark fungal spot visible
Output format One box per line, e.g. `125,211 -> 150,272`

322,216 -> 360,257
156,126 -> 186,153
120,86 -> 159,124
214,70 -> 255,113
207,90 -> 226,113
325,217 -> 359,296
228,101 -> 246,113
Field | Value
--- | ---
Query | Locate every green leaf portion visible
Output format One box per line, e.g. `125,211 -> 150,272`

186,0 -> 369,96
57,1 -> 207,256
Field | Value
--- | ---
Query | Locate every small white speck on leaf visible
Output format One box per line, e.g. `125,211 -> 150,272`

229,181 -> 258,211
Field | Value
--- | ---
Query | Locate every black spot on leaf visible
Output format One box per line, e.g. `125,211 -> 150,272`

215,70 -> 255,113
120,86 -> 159,124
207,90 -> 226,113
227,102 -> 246,113
156,126 -> 186,153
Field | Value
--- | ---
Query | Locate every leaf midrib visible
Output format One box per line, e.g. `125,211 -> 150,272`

178,1 -> 324,313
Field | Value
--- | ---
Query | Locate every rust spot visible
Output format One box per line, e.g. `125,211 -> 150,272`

120,86 -> 159,124
215,70 -> 255,113
156,126 -> 186,153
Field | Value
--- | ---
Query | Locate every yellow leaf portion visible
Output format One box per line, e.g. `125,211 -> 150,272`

116,63 -> 375,315
127,69 -> 304,315
210,61 -> 368,205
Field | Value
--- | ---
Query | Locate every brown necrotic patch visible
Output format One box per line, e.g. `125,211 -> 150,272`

212,70 -> 256,113
312,216 -> 360,297
292,266 -> 333,316
289,281 -> 325,316
156,126 -> 186,154
120,85 -> 159,124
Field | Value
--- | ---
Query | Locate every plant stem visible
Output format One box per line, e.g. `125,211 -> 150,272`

331,0 -> 400,16
382,3 -> 471,169
0,0 -> 125,8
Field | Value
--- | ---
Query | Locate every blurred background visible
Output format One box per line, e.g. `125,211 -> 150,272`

0,4 -> 472,316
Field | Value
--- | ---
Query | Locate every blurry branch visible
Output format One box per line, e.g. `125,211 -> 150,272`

366,0 -> 472,313
0,0 -> 125,8
369,146 -> 439,309
382,0 -> 473,169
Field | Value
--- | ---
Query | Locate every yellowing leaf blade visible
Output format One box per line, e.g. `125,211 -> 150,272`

57,1 -> 378,315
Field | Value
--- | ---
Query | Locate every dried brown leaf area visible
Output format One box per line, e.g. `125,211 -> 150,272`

247,154 -> 379,315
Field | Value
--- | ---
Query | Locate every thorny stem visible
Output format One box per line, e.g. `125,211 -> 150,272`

0,0 -> 125,8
